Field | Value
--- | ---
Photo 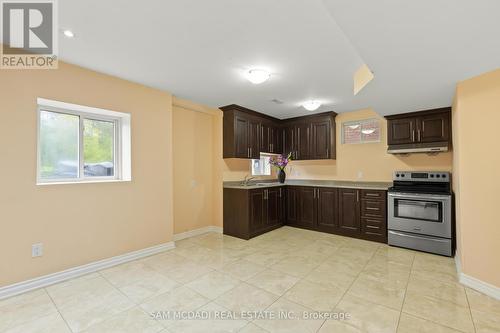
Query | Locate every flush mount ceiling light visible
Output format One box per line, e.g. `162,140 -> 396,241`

246,69 -> 270,84
63,30 -> 75,38
302,100 -> 321,111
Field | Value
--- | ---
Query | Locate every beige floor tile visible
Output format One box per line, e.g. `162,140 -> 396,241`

305,262 -> 358,290
301,239 -> 342,255
243,248 -> 289,267
253,298 -> 325,333
83,307 -> 163,333
218,259 -> 267,281
185,271 -> 240,299
347,274 -> 406,310
214,282 -> 278,313
100,262 -> 179,303
284,280 -> 344,312
239,322 -> 270,333
397,313 -> 467,333
247,269 -> 300,296
364,256 -> 412,286
139,286 -> 209,321
335,294 -> 400,333
375,246 -> 416,267
0,289 -> 59,332
2,312 -> 70,333
402,291 -> 475,333
165,302 -> 248,333
140,252 -> 187,272
465,287 -> 500,317
471,309 -> 500,333
163,260 -> 214,284
318,320 -> 362,333
406,276 -> 467,307
272,255 -> 322,278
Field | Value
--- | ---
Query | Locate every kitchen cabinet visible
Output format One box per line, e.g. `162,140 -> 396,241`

222,104 -> 335,160
283,113 -> 336,160
224,185 -> 386,242
338,188 -> 361,236
386,107 -> 451,149
316,187 -> 338,233
223,186 -> 285,240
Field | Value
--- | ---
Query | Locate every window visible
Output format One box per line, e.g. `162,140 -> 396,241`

342,119 -> 380,144
37,98 -> 131,184
251,155 -> 271,176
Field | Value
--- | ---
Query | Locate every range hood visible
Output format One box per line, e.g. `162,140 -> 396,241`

387,142 -> 449,154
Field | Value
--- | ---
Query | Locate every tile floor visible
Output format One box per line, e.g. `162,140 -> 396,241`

1,227 -> 499,333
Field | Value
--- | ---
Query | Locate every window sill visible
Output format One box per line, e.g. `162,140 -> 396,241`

36,179 -> 131,186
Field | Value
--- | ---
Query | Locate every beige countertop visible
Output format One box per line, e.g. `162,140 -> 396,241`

223,179 -> 392,191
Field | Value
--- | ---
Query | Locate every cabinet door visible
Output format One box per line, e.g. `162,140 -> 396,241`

284,125 -> 296,159
317,187 -> 338,231
248,119 -> 261,159
418,112 -> 450,143
286,186 -> 299,225
298,187 -> 316,228
338,188 -> 360,235
387,118 -> 417,145
311,120 -> 331,159
296,123 -> 311,160
266,188 -> 281,227
249,189 -> 265,232
260,122 -> 271,153
234,116 -> 249,158
274,127 -> 284,154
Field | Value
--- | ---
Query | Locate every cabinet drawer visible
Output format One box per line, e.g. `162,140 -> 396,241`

361,217 -> 386,235
361,200 -> 385,218
361,190 -> 386,200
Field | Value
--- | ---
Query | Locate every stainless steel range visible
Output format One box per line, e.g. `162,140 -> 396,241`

388,171 -> 453,256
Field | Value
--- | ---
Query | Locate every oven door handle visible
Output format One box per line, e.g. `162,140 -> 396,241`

388,230 -> 451,243
388,192 -> 451,200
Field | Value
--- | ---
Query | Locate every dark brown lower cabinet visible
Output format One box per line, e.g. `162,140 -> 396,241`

285,186 -> 387,243
338,188 -> 361,236
224,186 -> 387,243
224,187 -> 284,240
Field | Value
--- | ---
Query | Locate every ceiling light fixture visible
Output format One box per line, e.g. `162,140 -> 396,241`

302,100 -> 321,111
246,69 -> 270,84
63,30 -> 75,38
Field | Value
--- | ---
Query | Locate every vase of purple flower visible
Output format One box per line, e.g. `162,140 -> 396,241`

269,153 -> 292,184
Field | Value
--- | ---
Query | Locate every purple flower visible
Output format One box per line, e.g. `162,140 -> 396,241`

269,152 -> 293,170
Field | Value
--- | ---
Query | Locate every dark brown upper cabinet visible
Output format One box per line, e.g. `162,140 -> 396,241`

221,104 -> 336,160
283,112 -> 337,160
385,107 -> 451,153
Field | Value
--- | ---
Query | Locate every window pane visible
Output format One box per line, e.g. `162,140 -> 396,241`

361,120 -> 380,142
83,119 -> 115,177
39,111 -> 79,180
343,123 -> 362,144
251,156 -> 271,176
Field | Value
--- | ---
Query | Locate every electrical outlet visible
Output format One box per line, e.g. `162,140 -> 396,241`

32,243 -> 43,257
357,171 -> 363,179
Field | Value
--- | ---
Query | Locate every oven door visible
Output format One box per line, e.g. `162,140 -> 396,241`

388,192 -> 451,238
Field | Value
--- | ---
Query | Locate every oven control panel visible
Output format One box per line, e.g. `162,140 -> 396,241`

393,171 -> 450,182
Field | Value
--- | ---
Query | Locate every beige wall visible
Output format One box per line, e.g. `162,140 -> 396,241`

453,69 -> 500,288
223,109 -> 453,182
172,98 -> 223,232
0,62 -> 174,287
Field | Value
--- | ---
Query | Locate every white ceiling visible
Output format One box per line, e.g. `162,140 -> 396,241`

53,0 -> 500,117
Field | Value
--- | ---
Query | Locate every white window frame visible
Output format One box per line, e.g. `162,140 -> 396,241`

37,98 -> 131,185
341,118 -> 381,144
251,155 -> 272,176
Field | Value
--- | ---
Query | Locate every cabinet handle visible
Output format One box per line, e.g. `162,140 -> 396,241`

250,147 -> 252,157
356,191 -> 359,202
279,188 -> 282,197
365,193 -> 379,197
418,129 -> 421,142
326,148 -> 329,158
412,130 -> 415,142
317,189 -> 320,200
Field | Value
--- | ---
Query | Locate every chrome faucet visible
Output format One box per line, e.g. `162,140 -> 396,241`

240,175 -> 257,186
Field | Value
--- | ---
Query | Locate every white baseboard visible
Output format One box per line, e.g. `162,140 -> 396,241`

173,226 -> 223,241
0,241 -> 175,301
455,255 -> 500,301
